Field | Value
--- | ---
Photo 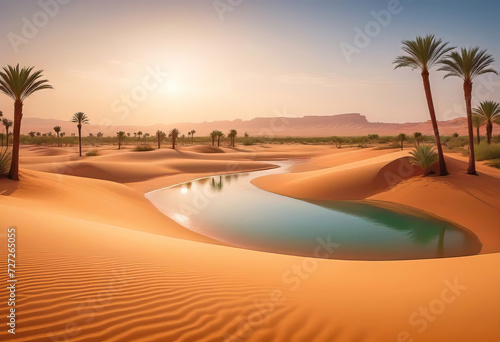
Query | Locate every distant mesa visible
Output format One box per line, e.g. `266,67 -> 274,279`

21,113 -> 468,137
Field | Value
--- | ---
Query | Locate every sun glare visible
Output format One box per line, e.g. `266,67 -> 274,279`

165,79 -> 180,93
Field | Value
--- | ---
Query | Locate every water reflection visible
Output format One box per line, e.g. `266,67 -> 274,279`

147,164 -> 481,260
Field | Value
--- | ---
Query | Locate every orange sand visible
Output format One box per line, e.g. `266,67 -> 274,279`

0,144 -> 499,341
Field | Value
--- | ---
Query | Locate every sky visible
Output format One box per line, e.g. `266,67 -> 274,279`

1,0 -> 500,128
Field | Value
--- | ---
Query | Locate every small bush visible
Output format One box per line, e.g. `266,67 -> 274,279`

134,145 -> 154,152
446,136 -> 468,149
474,143 -> 500,161
85,150 -> 99,156
0,149 -> 12,176
409,145 -> 439,175
486,159 -> 500,169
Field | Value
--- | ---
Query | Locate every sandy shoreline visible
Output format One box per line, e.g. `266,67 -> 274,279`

1,144 -> 499,341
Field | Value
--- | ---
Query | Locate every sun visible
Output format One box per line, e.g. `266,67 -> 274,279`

164,79 -> 180,93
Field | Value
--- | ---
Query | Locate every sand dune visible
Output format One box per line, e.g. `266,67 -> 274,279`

253,151 -> 422,200
0,145 -> 499,341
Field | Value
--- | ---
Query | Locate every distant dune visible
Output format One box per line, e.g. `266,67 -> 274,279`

21,113 -> 468,137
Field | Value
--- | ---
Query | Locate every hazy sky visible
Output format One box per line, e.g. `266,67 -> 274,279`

1,0 -> 500,127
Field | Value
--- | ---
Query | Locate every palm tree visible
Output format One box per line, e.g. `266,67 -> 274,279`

54,125 -> 61,147
169,128 -> 180,149
210,130 -> 218,146
155,130 -> 165,149
71,112 -> 89,157
397,133 -> 407,150
2,119 -> 13,148
413,132 -> 423,146
0,65 -> 53,180
117,131 -> 126,150
228,129 -> 237,147
472,114 -> 485,145
137,131 -> 143,145
409,145 -> 439,176
190,129 -> 196,143
394,34 -> 453,176
216,130 -> 224,147
0,134 -> 4,147
28,131 -> 36,138
439,47 -> 498,175
473,100 -> 500,145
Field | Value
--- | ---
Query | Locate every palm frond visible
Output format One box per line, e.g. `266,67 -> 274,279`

409,145 -> 439,175
394,34 -> 455,71
439,47 -> 498,81
0,64 -> 53,101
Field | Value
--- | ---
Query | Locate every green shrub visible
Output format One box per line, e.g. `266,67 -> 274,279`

409,145 -> 438,175
446,136 -> 469,149
0,149 -> 12,176
486,159 -> 500,169
134,145 -> 154,152
85,150 -> 99,156
473,143 -> 500,161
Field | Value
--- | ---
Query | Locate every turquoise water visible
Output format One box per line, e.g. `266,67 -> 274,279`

146,162 -> 481,260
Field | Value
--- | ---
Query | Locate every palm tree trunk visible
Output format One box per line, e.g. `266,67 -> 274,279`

421,71 -> 448,176
217,136 -> 220,147
78,124 -> 82,157
487,122 -> 492,144
401,138 -> 403,150
158,136 -> 160,149
477,126 -> 481,144
5,128 -> 9,148
172,136 -> 175,150
8,100 -> 23,180
57,133 -> 60,147
464,81 -> 477,175
119,138 -> 121,150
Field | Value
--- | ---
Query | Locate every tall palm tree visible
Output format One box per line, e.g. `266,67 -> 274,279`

54,125 -> 61,147
155,130 -> 165,149
397,133 -> 407,150
210,130 -> 218,146
216,130 -> 224,147
0,65 -> 52,180
190,129 -> 196,143
439,47 -> 498,175
394,34 -> 453,176
117,131 -> 126,150
472,114 -> 485,145
228,129 -> 237,147
473,100 -> 500,145
71,112 -> 89,157
413,132 -> 423,146
2,119 -> 12,148
169,128 -> 180,149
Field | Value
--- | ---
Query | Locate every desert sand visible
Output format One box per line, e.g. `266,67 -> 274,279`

1,144 -> 499,341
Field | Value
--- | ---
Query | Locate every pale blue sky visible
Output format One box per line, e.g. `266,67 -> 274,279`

0,0 -> 499,125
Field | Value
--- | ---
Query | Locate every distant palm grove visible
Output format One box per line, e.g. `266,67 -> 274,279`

2,33 -> 500,180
